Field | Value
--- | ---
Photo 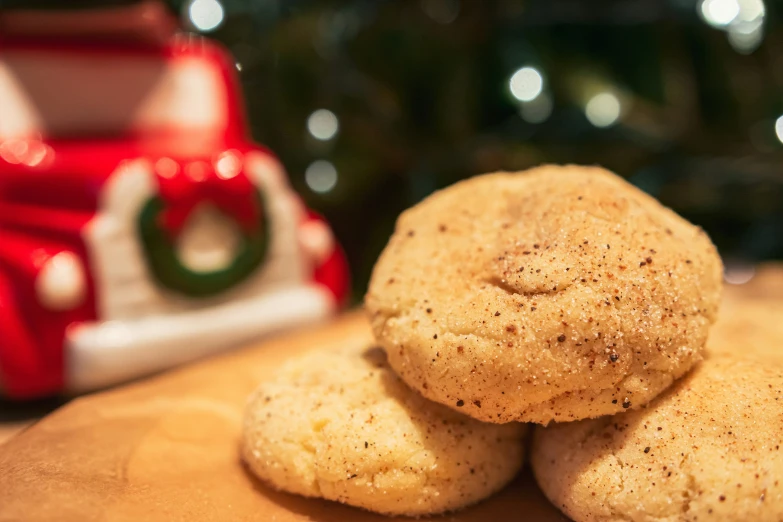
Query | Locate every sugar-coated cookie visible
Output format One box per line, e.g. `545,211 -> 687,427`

366,165 -> 722,424
708,297 -> 783,364
531,356 -> 783,522
241,345 -> 527,516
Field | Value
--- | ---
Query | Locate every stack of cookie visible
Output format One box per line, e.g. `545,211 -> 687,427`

243,165 -> 783,520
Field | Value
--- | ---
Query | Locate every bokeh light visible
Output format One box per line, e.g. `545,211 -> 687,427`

154,157 -> 179,179
509,67 -> 544,102
305,160 -> 338,194
728,25 -> 763,53
774,115 -> 783,144
699,0 -> 740,27
187,0 -> 225,33
307,109 -> 340,141
724,263 -> 756,285
186,161 -> 209,182
585,92 -> 622,128
0,139 -> 54,168
737,0 -> 765,22
420,0 -> 460,25
700,0 -> 766,53
728,0 -> 766,53
215,150 -> 242,180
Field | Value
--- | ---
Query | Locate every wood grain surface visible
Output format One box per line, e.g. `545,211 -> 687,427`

0,312 -> 566,522
3,264 -> 783,521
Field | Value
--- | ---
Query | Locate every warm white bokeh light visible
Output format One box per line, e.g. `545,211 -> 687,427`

421,0 -> 460,25
699,0 -> 741,27
188,0 -> 225,32
724,264 -> 756,285
509,67 -> 544,102
699,0 -> 766,53
728,24 -> 764,53
727,0 -> 766,53
585,92 -> 621,128
737,0 -> 765,22
305,160 -> 338,194
214,150 -> 242,180
307,109 -> 340,141
774,115 -> 783,144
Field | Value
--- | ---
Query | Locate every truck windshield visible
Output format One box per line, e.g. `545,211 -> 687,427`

0,50 -> 228,139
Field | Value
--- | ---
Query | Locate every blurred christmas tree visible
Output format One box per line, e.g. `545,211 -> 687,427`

3,0 -> 782,300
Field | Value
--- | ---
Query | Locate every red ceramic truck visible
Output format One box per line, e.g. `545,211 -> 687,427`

0,3 -> 349,398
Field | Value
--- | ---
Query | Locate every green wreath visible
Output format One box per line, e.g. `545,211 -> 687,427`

137,191 -> 269,298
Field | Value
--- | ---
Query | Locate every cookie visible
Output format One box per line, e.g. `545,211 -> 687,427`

530,356 -> 783,522
366,165 -> 722,424
241,345 -> 527,517
708,297 -> 783,364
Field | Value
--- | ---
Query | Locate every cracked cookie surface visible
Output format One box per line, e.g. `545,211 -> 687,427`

365,165 -> 722,424
241,345 -> 526,516
531,356 -> 783,522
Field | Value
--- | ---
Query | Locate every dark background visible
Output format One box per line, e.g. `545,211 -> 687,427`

6,0 -> 783,302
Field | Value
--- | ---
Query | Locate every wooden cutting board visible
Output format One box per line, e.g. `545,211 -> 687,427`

0,312 -> 566,522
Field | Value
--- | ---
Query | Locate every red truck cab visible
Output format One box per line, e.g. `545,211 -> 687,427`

0,4 -> 348,398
